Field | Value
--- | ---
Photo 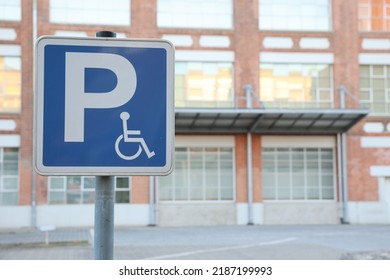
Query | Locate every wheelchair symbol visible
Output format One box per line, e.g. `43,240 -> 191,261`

115,112 -> 155,160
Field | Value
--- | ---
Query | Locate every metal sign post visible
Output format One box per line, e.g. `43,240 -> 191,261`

94,31 -> 116,260
94,175 -> 115,259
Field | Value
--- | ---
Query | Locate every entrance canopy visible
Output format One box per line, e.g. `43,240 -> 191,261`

175,108 -> 368,134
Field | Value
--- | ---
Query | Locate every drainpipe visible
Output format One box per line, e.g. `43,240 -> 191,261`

247,133 -> 254,225
337,133 -> 344,222
340,132 -> 350,223
31,0 -> 38,229
338,86 -> 350,223
245,84 -> 252,109
245,85 -> 254,225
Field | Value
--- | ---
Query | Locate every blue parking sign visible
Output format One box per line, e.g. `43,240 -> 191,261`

34,37 -> 174,175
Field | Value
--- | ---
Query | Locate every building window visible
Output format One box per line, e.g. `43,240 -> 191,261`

159,147 -> 234,201
0,148 -> 19,206
115,177 -> 131,203
175,62 -> 234,108
259,64 -> 333,109
360,65 -> 390,114
50,0 -> 130,26
0,56 -> 21,113
358,0 -> 390,31
48,176 -> 131,204
157,0 -> 233,29
259,0 -> 331,31
0,0 -> 21,21
262,147 -> 335,201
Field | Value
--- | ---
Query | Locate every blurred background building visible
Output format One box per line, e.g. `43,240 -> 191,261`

0,0 -> 389,228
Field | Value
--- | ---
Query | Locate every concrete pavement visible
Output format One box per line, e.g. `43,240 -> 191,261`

1,225 -> 390,260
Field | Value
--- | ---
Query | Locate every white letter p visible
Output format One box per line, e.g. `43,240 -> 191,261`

64,52 -> 136,142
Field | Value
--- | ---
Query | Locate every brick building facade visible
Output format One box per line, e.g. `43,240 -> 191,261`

0,0 -> 389,228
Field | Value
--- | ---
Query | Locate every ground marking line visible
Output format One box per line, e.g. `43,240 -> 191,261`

142,237 -> 297,260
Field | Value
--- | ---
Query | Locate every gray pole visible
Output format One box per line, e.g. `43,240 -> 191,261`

339,86 -> 346,108
338,86 -> 349,223
149,176 -> 156,226
245,84 -> 252,109
247,133 -> 254,225
94,176 -> 115,259
31,0 -> 38,229
341,132 -> 350,223
94,31 -> 117,259
336,133 -> 343,222
245,85 -> 254,225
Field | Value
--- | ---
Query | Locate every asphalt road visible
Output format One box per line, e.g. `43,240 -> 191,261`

1,225 -> 390,260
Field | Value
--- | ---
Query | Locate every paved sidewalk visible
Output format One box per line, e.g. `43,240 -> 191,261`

1,225 -> 390,260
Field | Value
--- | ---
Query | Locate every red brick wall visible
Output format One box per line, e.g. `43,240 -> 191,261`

333,0 -> 360,109
252,135 -> 262,202
235,135 -> 247,202
3,0 -> 390,208
234,0 -> 260,108
347,0 -> 390,203
131,176 -> 149,204
18,0 -> 34,205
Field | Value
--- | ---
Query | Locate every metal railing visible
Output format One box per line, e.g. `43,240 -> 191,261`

235,84 -> 366,110
235,84 -> 264,109
338,86 -> 367,109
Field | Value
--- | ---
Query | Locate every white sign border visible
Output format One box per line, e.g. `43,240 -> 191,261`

34,36 -> 175,176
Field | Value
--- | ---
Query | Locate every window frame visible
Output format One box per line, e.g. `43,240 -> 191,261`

49,0 -> 131,26
359,64 -> 390,115
0,0 -> 21,22
261,146 -> 337,202
258,0 -> 333,32
157,0 -> 233,30
259,63 -> 334,109
48,176 -> 132,204
159,146 -> 236,202
0,55 -> 22,113
0,147 -> 20,206
358,0 -> 390,32
114,176 -> 132,204
175,61 -> 235,108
